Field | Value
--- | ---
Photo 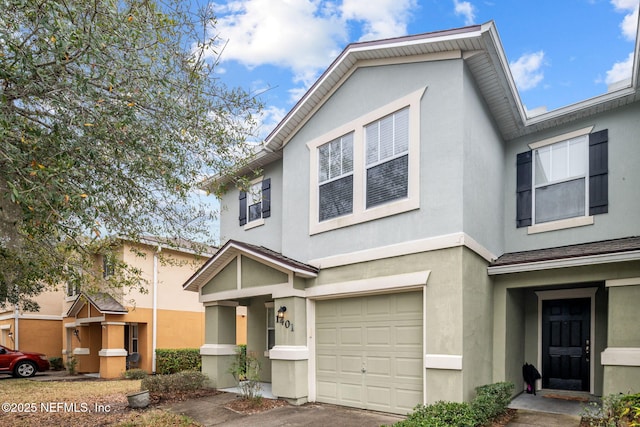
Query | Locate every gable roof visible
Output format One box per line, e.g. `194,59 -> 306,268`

67,292 -> 128,317
488,236 -> 640,275
212,21 -> 639,187
183,239 -> 319,292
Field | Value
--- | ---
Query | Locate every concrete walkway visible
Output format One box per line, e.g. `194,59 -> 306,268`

505,390 -> 597,426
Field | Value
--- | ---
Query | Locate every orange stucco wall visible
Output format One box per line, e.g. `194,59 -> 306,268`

15,319 -> 62,357
65,305 -> 204,375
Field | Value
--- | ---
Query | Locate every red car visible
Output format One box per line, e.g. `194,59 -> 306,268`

0,345 -> 50,378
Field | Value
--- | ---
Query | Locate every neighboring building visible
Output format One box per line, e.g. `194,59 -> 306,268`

184,22 -> 640,414
0,289 -> 64,360
1,237 -> 213,379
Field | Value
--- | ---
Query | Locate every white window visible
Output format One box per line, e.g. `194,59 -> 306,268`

66,282 -> 80,298
239,177 -> 271,229
102,255 -> 114,278
365,108 -> 409,208
307,87 -> 424,235
266,305 -> 275,351
247,182 -> 263,223
130,323 -> 138,353
533,136 -> 588,224
318,133 -> 354,221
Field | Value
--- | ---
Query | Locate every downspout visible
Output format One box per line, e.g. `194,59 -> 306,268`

13,305 -> 19,350
152,246 -> 161,373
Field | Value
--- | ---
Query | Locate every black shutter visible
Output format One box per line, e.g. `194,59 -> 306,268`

239,190 -> 247,226
516,151 -> 532,228
261,178 -> 271,218
589,129 -> 608,215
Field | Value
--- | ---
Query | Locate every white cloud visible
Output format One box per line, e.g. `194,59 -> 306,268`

255,105 -> 287,139
509,51 -> 545,91
611,0 -> 639,41
341,0 -> 418,41
605,51 -> 635,85
207,0 -> 418,89
208,1 -> 346,87
453,0 -> 476,26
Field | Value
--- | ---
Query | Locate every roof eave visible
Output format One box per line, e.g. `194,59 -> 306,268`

488,250 -> 640,275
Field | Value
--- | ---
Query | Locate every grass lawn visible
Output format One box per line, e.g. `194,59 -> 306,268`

0,378 -> 201,426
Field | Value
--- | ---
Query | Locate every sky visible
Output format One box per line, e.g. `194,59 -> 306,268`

200,0 -> 639,139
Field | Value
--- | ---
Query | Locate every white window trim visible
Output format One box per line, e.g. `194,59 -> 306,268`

307,87 -> 426,235
244,176 -> 265,230
527,126 -> 594,233
265,302 -> 275,357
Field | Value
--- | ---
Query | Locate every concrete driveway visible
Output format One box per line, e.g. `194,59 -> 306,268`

167,392 -> 406,427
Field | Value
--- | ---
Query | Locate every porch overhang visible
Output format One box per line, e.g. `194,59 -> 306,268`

182,239 -> 318,293
488,236 -> 640,275
66,292 -> 128,317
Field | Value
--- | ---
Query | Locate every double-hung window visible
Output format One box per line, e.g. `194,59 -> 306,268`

365,108 -> 409,208
239,178 -> 271,228
308,87 -> 424,235
533,136 -> 587,224
318,133 -> 354,221
516,127 -> 608,232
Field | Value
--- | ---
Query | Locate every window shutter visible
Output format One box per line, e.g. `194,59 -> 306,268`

261,178 -> 271,218
589,129 -> 608,215
516,151 -> 532,228
239,190 -> 247,226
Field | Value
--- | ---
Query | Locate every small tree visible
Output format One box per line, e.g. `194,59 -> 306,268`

0,0 -> 262,309
229,347 -> 262,404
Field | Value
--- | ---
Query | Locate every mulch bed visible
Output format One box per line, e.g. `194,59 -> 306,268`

224,396 -> 289,415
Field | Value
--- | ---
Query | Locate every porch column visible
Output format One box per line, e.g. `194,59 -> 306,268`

602,279 -> 640,394
270,296 -> 308,405
99,321 -> 127,379
200,302 -> 237,388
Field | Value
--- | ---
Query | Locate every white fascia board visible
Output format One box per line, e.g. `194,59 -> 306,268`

309,232 -> 495,269
305,271 -> 430,300
488,250 -> 640,275
98,349 -> 127,357
200,344 -> 237,356
269,346 -> 309,361
200,283 -> 306,304
425,354 -> 463,370
601,348 -> 640,366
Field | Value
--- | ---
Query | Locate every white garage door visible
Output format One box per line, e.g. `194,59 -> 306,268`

315,291 -> 423,415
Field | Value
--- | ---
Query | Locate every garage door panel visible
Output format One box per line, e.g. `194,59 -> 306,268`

339,326 -> 363,345
338,298 -> 363,318
316,292 -> 423,415
366,385 -> 391,407
396,356 -> 423,379
316,327 -> 337,345
365,295 -> 391,315
340,383 -> 365,405
396,324 -> 423,346
366,356 -> 391,377
340,355 -> 363,374
316,354 -> 337,373
366,326 -> 391,345
316,381 -> 338,402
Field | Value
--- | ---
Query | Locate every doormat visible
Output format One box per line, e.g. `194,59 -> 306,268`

542,394 -> 589,402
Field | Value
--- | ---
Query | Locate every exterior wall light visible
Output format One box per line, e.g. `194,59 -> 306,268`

277,306 -> 286,323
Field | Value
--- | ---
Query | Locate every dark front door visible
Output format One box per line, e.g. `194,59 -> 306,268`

542,298 -> 590,391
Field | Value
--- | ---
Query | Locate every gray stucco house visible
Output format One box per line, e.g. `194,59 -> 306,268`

183,21 -> 640,415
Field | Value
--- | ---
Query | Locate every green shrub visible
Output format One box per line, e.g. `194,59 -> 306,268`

471,382 -> 514,424
582,392 -> 640,427
155,348 -> 201,375
398,401 -> 476,427
394,381 -> 514,427
123,368 -> 148,380
49,357 -> 64,371
141,370 -> 207,393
